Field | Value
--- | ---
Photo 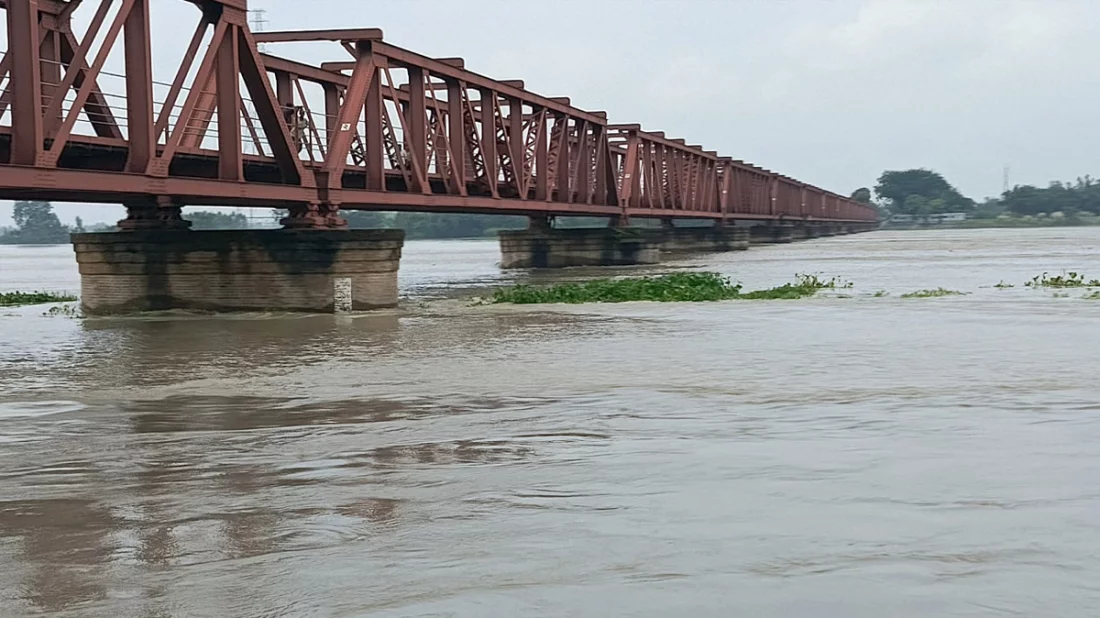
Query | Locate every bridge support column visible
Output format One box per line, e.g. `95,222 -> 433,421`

749,223 -> 794,245
659,222 -> 750,253
498,225 -> 661,269
117,198 -> 191,231
72,229 -> 404,315
281,203 -> 348,229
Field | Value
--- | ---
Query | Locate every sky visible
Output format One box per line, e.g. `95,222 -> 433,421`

3,0 -> 1099,226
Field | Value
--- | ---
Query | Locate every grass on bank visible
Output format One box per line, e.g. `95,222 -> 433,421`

488,272 -> 848,304
0,291 -> 78,307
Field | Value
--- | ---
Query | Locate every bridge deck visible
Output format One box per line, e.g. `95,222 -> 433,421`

0,0 -> 877,226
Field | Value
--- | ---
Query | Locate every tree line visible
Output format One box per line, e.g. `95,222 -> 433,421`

855,169 -> 1100,220
0,201 -> 93,244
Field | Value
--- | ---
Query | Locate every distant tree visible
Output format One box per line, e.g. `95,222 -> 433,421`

971,198 -> 1005,220
850,187 -> 872,204
875,169 -> 974,215
1,200 -> 70,244
73,216 -> 85,233
393,212 -> 526,238
343,210 -> 393,229
998,178 -> 1100,217
186,210 -> 250,230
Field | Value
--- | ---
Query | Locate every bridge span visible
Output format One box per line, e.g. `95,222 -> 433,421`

1,0 -> 879,314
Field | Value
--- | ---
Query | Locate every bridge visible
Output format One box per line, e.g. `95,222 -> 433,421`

0,0 -> 879,314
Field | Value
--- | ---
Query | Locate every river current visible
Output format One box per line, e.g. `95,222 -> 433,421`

1,228 -> 1099,617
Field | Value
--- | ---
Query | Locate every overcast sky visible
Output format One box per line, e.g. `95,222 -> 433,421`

3,0 -> 1098,226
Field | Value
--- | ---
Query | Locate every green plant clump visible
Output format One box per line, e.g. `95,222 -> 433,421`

737,273 -> 845,300
489,272 -> 847,304
900,288 -> 966,299
1084,291 -> 1100,300
0,291 -> 78,307
993,281 -> 1014,289
490,272 -> 742,304
42,304 -> 82,318
872,290 -> 889,297
1025,272 -> 1100,288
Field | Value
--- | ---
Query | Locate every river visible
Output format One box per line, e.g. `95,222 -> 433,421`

1,228 -> 1099,617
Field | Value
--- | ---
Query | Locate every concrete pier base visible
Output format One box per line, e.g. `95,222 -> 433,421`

791,225 -> 819,241
72,229 -> 404,315
749,224 -> 794,244
498,227 -> 661,268
658,226 -> 750,253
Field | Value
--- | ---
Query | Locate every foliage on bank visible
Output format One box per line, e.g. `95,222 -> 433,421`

0,291 -> 78,306
871,169 -> 1100,225
489,272 -> 847,304
0,201 -> 82,244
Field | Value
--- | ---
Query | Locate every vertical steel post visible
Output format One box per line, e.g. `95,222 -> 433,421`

125,0 -> 155,172
8,0 -> 44,165
216,24 -> 242,180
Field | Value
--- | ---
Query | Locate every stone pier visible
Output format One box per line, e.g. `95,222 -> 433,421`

749,224 -> 794,245
498,226 -> 662,268
658,226 -> 750,253
72,229 -> 404,315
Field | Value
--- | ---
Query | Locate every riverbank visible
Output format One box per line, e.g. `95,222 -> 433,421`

884,216 -> 1100,230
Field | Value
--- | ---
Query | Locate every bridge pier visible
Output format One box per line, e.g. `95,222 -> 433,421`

498,218 -> 661,268
790,224 -> 816,241
658,223 -> 750,253
749,223 -> 794,244
117,199 -> 191,231
72,229 -> 404,315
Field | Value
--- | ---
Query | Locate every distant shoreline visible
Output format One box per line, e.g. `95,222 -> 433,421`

883,219 -> 1100,231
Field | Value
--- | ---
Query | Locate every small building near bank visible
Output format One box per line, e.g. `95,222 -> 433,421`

890,212 -> 968,225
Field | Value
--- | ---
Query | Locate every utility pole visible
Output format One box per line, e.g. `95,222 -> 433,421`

249,8 -> 269,52
241,7 -> 270,227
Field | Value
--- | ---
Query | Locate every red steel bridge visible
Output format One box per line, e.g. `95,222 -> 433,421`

0,0 -> 878,229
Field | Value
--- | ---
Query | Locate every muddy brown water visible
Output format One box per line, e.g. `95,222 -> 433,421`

2,228 -> 1100,617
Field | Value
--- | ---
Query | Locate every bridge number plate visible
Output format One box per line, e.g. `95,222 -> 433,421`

334,277 -> 353,313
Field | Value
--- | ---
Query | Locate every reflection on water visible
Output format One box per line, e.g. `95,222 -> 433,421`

2,230 -> 1100,616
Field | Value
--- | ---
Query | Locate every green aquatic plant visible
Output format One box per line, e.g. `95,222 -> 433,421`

872,290 -> 889,297
993,281 -> 1014,289
1084,291 -> 1100,300
490,272 -> 743,304
488,272 -> 850,304
1025,272 -> 1100,288
0,291 -> 78,307
900,288 -> 966,299
793,273 -> 853,290
738,277 -> 830,300
42,304 -> 82,318
1052,292 -> 1070,299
